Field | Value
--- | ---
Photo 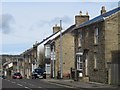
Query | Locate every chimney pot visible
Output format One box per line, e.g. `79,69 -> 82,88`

102,6 -> 105,10
80,11 -> 82,15
86,12 -> 88,16
55,24 -> 57,27
101,6 -> 106,14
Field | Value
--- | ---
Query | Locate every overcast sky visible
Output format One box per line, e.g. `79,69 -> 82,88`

0,0 -> 119,55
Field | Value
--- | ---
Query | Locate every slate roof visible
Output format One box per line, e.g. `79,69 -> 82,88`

44,24 -> 75,45
76,7 -> 120,29
36,31 -> 59,46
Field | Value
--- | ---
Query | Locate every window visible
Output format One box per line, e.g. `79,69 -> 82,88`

94,53 -> 98,69
77,55 -> 83,71
45,45 -> 51,58
45,64 -> 51,74
85,53 -> 88,76
28,58 -> 31,63
94,28 -> 99,44
78,33 -> 83,47
85,30 -> 89,38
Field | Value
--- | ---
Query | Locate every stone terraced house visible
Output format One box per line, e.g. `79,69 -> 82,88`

71,6 -> 120,85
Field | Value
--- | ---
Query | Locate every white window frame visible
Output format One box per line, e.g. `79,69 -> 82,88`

45,64 -> 51,74
94,28 -> 99,44
94,53 -> 98,69
45,45 -> 51,58
85,54 -> 88,76
28,57 -> 31,63
77,55 -> 83,71
78,33 -> 83,47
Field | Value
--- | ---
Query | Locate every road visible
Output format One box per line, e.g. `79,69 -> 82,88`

1,78 -> 80,90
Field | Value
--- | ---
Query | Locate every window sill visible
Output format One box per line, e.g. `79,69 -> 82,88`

94,43 -> 98,46
93,68 -> 98,71
78,45 -> 82,48
77,69 -> 83,71
85,75 -> 89,77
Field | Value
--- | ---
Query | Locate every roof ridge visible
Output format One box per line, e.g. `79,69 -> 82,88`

78,6 -> 120,28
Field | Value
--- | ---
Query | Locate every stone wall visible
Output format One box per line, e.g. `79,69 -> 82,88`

54,32 -> 75,78
105,12 -> 119,64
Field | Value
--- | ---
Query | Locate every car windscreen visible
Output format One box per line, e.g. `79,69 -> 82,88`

14,73 -> 21,76
34,69 -> 43,74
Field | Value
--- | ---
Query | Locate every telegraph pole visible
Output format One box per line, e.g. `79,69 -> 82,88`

59,20 -> 63,79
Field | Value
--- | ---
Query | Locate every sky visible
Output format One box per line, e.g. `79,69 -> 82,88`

0,0 -> 119,55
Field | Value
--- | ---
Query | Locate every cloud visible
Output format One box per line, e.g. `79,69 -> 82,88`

36,16 -> 72,27
30,15 -> 73,32
50,16 -> 73,24
0,14 -> 15,34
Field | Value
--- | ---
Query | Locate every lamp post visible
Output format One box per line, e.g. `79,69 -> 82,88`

59,20 -> 63,79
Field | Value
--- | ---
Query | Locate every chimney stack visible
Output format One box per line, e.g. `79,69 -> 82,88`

86,12 -> 88,16
101,6 -> 106,15
53,24 -> 60,33
75,11 -> 89,26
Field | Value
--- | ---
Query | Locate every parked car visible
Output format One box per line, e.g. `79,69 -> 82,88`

2,75 -> 6,79
32,68 -> 46,79
12,72 -> 22,79
0,75 -> 6,79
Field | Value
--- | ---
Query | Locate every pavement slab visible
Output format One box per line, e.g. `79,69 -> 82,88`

42,79 -> 120,90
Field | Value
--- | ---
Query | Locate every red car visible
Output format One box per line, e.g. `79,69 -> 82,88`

12,72 -> 22,79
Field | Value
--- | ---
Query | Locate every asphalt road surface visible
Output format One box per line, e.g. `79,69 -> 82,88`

1,78 -> 80,90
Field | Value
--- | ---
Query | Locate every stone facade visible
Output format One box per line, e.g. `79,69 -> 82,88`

104,10 -> 120,85
72,7 -> 120,85
1,55 -> 23,78
54,27 -> 75,78
48,11 -> 89,79
21,45 -> 37,79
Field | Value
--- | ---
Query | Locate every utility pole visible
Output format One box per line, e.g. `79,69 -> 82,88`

17,58 -> 19,72
59,20 -> 63,79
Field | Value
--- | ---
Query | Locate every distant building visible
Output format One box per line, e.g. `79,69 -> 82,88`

43,10 -> 89,79
44,24 -> 75,79
21,45 -> 37,79
0,56 -> 3,76
1,55 -> 23,78
71,6 -> 120,85
36,30 -> 60,78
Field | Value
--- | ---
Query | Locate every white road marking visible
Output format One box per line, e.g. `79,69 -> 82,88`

4,79 -> 34,90
24,86 -> 32,90
38,86 -> 42,88
48,82 -> 74,88
28,83 -> 34,86
7,80 -> 10,82
24,82 -> 27,84
24,86 -> 29,88
11,81 -> 16,84
17,83 -> 23,87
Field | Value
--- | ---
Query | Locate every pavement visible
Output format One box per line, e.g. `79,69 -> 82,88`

42,79 -> 120,90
